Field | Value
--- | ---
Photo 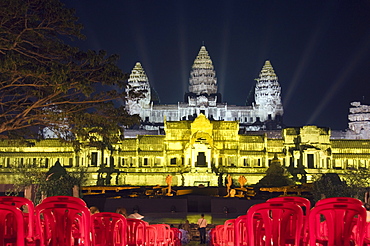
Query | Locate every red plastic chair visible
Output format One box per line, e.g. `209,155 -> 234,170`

35,201 -> 91,246
210,225 -> 224,246
364,222 -> 370,245
0,196 -> 37,244
126,218 -> 147,246
315,197 -> 364,242
223,219 -> 235,246
151,224 -> 172,246
234,214 -> 250,246
315,197 -> 363,207
40,196 -> 88,244
0,204 -> 25,246
170,228 -> 181,246
267,196 -> 311,245
40,196 -> 87,207
209,227 -> 217,246
91,212 -> 127,246
267,196 -> 311,216
246,201 -> 304,246
309,202 -> 366,246
145,225 -> 157,246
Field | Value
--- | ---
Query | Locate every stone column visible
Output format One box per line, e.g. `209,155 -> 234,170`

293,150 -> 300,168
207,150 -> 211,169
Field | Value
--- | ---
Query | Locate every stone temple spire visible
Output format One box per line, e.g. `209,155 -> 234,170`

254,60 -> 283,121
126,62 -> 151,115
189,46 -> 217,95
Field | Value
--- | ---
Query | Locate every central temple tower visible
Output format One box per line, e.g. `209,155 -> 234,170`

186,46 -> 220,107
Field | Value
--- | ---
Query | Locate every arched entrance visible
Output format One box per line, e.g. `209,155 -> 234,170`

186,131 -> 214,169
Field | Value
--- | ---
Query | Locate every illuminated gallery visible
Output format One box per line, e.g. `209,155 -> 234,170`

0,46 -> 369,187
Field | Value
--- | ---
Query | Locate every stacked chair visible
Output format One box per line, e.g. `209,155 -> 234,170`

0,196 -> 182,246
35,196 -> 91,246
127,218 -> 147,246
0,196 -> 37,246
91,212 -> 127,246
0,195 -> 368,246
170,228 -> 182,246
210,196 -> 367,246
309,197 -> 366,246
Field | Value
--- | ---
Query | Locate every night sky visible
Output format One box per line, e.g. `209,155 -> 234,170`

62,0 -> 370,130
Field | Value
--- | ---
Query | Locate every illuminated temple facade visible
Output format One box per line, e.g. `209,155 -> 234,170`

126,46 -> 284,131
0,46 -> 369,187
1,114 -> 370,187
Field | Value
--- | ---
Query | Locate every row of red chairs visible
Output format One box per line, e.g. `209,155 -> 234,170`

210,196 -> 369,246
0,196 -> 182,246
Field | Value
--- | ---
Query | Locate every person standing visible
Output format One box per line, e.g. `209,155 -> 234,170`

197,214 -> 207,244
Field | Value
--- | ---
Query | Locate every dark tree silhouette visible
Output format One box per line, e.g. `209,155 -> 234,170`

0,0 -> 139,139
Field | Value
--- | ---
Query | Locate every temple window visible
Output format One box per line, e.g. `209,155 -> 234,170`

64,158 -> 73,167
75,157 -> 79,167
90,152 -> 98,167
120,158 -> 125,167
19,158 -> 24,168
359,160 -> 366,169
243,158 -> 250,167
228,157 -> 236,166
307,154 -> 314,168
327,158 -> 331,169
155,157 -> 162,166
333,160 -> 343,169
170,158 -> 177,165
40,158 -> 49,168
347,159 -> 354,170
143,158 -> 148,166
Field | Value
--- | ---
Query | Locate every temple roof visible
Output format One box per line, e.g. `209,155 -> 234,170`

189,46 -> 217,95
259,60 -> 277,80
192,46 -> 214,70
128,62 -> 149,84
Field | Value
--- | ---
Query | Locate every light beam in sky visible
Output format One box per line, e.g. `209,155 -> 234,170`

307,34 -> 370,125
217,2 -> 233,99
283,27 -> 321,110
176,2 -> 189,98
